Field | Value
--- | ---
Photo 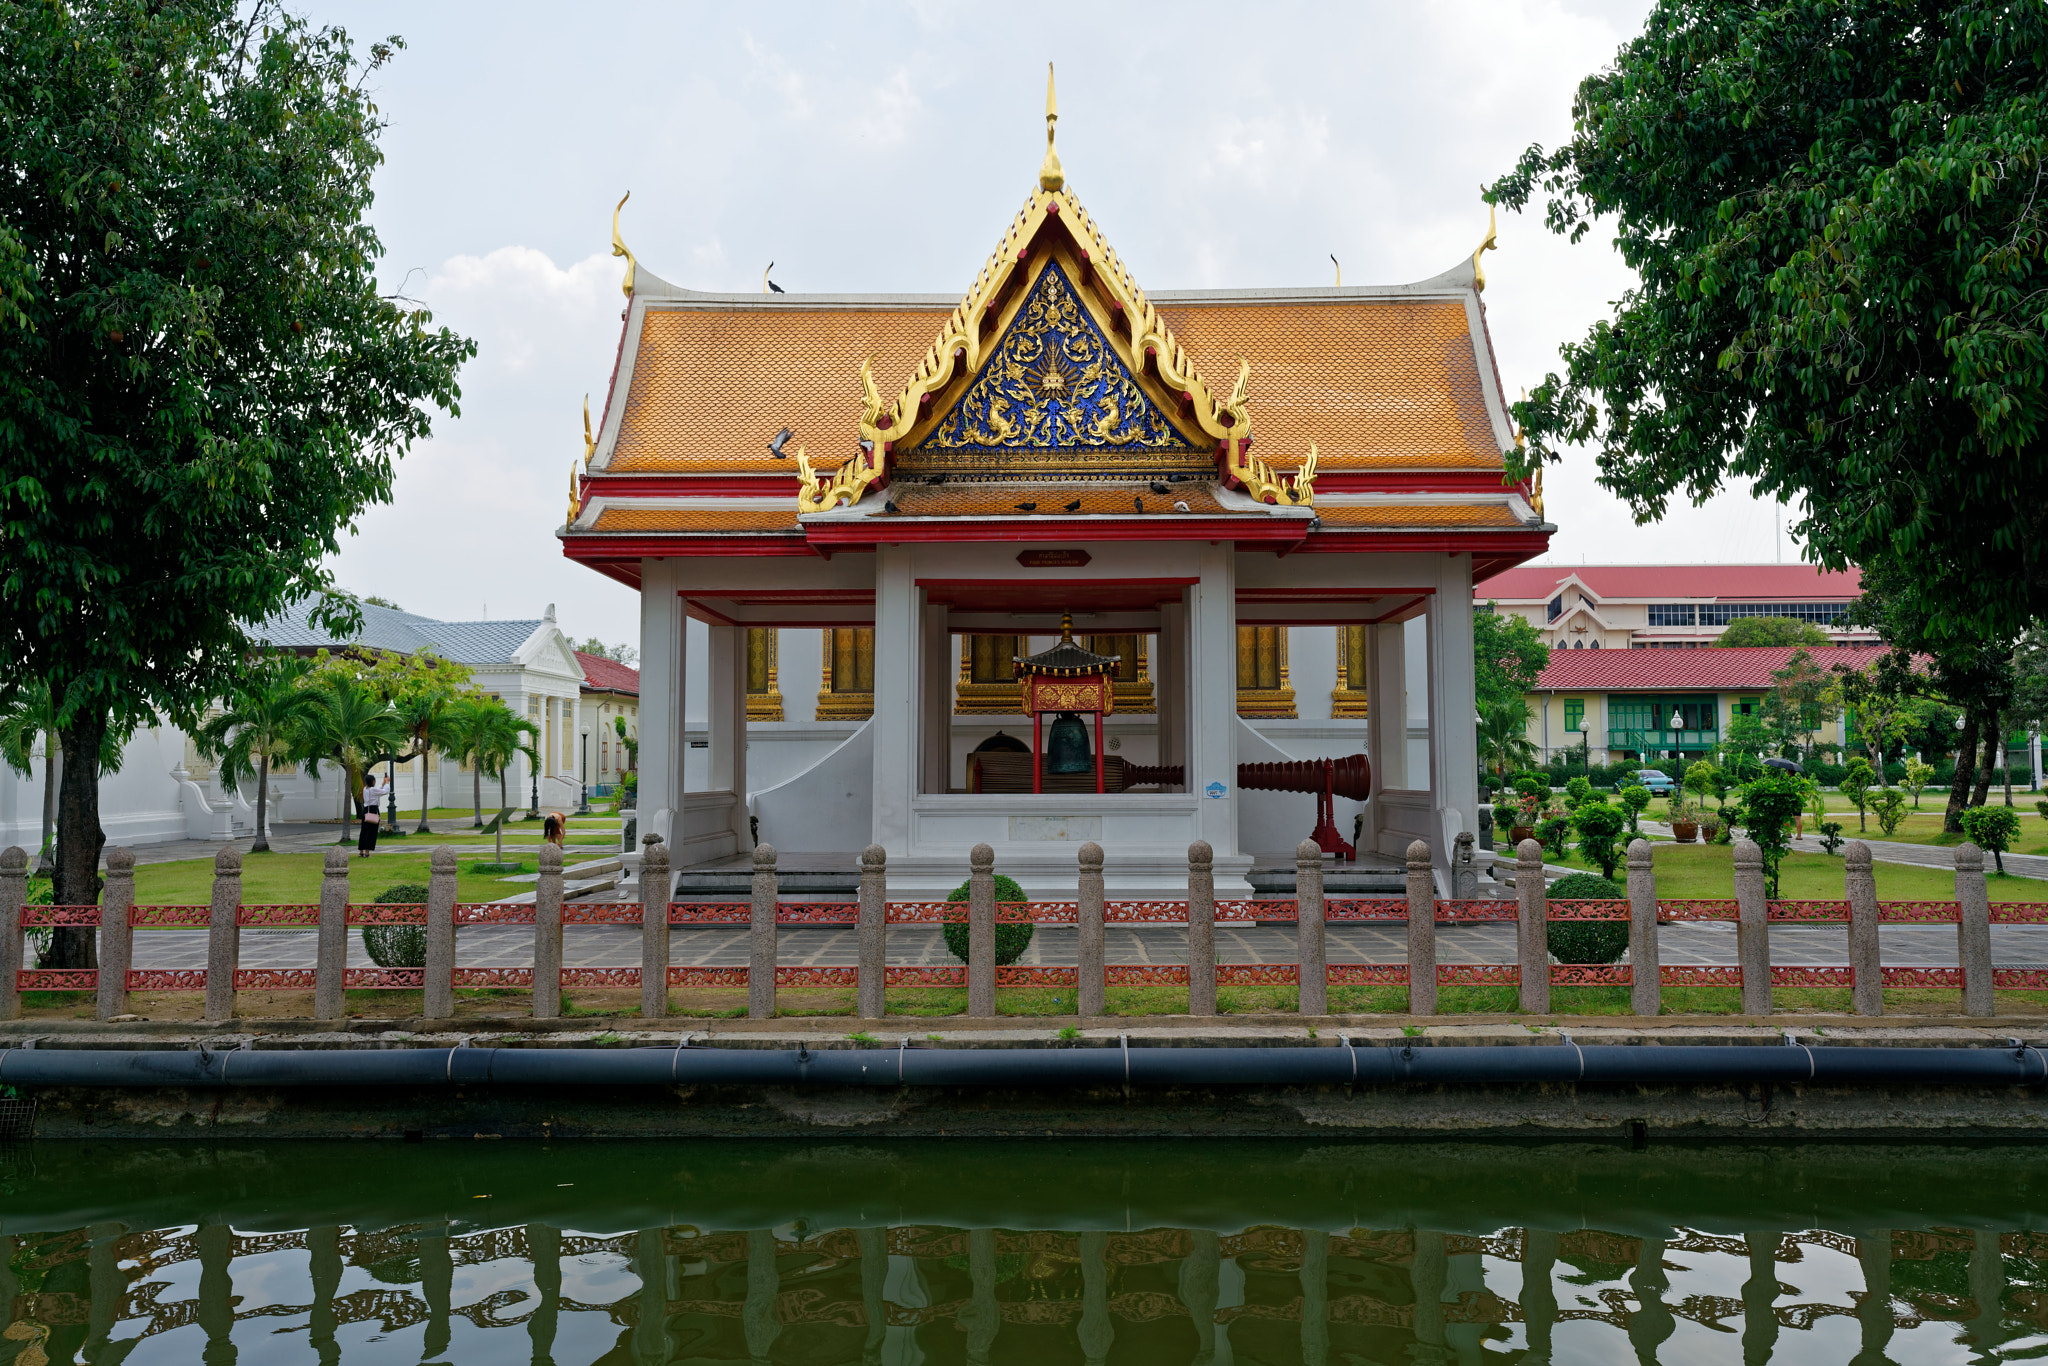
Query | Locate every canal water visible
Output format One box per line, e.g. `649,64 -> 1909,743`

2,1140 -> 2044,1363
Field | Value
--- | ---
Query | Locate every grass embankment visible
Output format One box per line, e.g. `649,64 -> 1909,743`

1540,841 -> 2048,899
135,849 -> 550,904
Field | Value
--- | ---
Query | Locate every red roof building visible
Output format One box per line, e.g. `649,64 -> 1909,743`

575,650 -> 640,697
1476,564 -> 1876,651
576,651 -> 640,789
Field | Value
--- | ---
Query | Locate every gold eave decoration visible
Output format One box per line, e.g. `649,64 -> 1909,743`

611,191 -> 637,298
797,187 -> 1316,512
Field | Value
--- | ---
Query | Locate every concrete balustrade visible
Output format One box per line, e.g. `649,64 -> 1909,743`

0,828 -> 2037,1024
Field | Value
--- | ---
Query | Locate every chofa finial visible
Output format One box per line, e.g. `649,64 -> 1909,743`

611,191 -> 636,298
582,394 -> 596,466
1039,63 -> 1064,192
1472,201 -> 1497,292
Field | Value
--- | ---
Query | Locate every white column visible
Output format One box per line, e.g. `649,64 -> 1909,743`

922,604 -> 951,795
1425,555 -> 1480,883
2032,726 -> 2042,791
636,560 -> 686,850
870,548 -> 920,856
1370,621 -> 1407,791
706,623 -> 749,850
1186,545 -> 1238,855
1157,604 -> 1187,775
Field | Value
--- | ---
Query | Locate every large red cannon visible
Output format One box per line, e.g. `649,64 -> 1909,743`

1123,754 -> 1372,859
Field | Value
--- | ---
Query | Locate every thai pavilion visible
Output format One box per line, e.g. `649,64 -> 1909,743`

560,83 -> 1552,896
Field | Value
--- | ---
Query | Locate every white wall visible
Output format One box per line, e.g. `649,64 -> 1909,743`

0,724 -> 189,853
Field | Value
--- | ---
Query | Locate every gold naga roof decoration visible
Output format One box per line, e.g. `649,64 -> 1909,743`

796,82 -> 1318,515
611,192 -> 636,299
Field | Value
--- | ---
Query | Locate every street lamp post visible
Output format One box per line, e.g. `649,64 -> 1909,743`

1579,716 -> 1592,772
1669,713 -> 1687,788
578,731 -> 592,815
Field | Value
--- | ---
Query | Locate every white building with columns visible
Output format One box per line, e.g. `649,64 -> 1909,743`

560,121 -> 1549,894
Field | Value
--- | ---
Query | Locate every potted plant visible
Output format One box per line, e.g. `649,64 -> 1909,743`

1669,795 -> 1699,843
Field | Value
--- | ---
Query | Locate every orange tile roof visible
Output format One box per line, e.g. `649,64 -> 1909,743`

1158,300 -> 1502,471
589,506 -> 801,533
1311,502 -> 1523,528
609,307 -> 947,474
874,484 -> 1232,518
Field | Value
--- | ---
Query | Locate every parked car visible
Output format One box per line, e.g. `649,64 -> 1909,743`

1631,769 -> 1676,797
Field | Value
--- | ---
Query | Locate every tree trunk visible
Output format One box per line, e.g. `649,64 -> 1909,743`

35,739 -> 57,876
497,771 -> 509,864
49,709 -> 107,969
1944,714 -> 1979,834
473,763 -> 482,828
252,753 -> 271,854
414,748 -> 432,835
1973,709 -> 1998,808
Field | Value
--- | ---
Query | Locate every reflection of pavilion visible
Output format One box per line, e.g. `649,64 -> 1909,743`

561,84 -> 1551,895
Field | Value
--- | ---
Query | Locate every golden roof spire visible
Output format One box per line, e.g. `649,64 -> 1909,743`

1472,201 -> 1497,292
1038,63 -> 1064,191
582,393 -> 596,465
611,192 -> 636,298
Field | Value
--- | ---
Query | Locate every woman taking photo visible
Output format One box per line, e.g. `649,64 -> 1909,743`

358,773 -> 392,857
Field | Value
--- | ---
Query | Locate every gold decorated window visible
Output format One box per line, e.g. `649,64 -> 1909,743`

1087,634 -> 1155,714
1331,624 -> 1370,718
818,628 -> 875,720
746,628 -> 783,721
1236,626 -> 1295,718
956,635 -> 1024,714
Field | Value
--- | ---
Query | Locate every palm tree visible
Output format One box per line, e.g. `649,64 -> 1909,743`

438,694 -> 497,827
1479,698 -> 1540,784
473,704 -> 539,864
394,691 -> 459,835
300,672 -> 407,843
194,661 -> 325,853
0,682 -> 129,875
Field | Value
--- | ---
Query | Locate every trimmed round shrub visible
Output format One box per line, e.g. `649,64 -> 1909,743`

363,883 -> 430,969
1545,872 -> 1628,964
942,874 -> 1034,966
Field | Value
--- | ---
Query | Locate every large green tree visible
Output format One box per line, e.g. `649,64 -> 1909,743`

1715,616 -> 1830,648
1490,2 -> 2048,655
0,3 -> 473,959
1474,605 -> 1551,713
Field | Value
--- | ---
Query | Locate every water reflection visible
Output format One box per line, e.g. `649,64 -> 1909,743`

3,1141 -> 2046,1363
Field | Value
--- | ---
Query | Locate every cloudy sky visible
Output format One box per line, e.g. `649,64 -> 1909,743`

319,0 -> 1798,646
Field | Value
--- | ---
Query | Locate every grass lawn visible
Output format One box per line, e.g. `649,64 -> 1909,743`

132,848 -> 544,904
1538,839 -> 2048,900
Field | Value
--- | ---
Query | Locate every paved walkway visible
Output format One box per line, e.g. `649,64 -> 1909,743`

123,922 -> 2048,971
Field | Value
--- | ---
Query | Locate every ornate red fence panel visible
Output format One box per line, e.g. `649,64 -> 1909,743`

233,969 -> 317,990
21,905 -> 99,927
562,967 -> 641,988
1328,899 -> 1406,922
1105,902 -> 1194,924
1551,965 -> 1631,986
1438,964 -> 1518,986
1327,964 -> 1409,986
886,902 -> 960,924
346,903 -> 427,926
1238,900 -> 1296,922
455,903 -> 535,925
130,905 -> 211,928
18,969 -> 96,990
1876,901 -> 1961,925
1990,903 -> 2048,924
1770,966 -> 1855,987
564,903 -> 645,926
998,966 -> 1081,987
1436,901 -> 1517,922
668,903 -> 751,925
344,968 -> 425,989
235,904 -> 318,928
453,968 -> 535,988
1661,965 -> 1741,987
779,903 -> 861,925
1217,964 -> 1299,986
1768,901 -> 1851,923
775,966 -> 858,988
884,966 -> 966,987
1658,900 -> 1738,922
1881,967 -> 1965,989
667,966 -> 750,988
1994,968 -> 2048,989
1106,965 -> 1191,985
1548,899 -> 1629,921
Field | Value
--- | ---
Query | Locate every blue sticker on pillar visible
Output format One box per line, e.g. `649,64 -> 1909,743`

1204,782 -> 1228,799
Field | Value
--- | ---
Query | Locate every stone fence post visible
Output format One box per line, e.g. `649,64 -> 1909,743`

96,848 -> 136,1021
314,848 -> 350,1019
1077,843 -> 1106,1018
1297,839 -> 1326,1016
0,846 -> 24,1020
857,843 -> 886,1020
1516,839 -> 1549,1015
1626,838 -> 1659,1018
533,844 -> 563,1019
749,844 -> 779,1020
1187,841 -> 1216,1016
640,836 -> 670,1019
1845,842 -> 1882,1016
204,848 -> 242,1022
1956,842 -> 1993,1016
424,848 -> 457,1019
1406,840 -> 1436,1016
1733,838 -> 1772,1017
967,844 -> 996,1017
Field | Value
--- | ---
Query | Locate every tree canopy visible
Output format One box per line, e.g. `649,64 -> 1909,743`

0,2 -> 473,921
1715,616 -> 1831,648
1490,2 -> 2048,652
1474,605 -> 1551,714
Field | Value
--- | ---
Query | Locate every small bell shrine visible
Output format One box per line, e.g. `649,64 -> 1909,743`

558,71 -> 1553,895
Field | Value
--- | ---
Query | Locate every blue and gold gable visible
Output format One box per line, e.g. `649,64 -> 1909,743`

906,262 -> 1199,474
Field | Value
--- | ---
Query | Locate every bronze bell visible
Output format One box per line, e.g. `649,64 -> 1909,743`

1045,711 -> 1092,774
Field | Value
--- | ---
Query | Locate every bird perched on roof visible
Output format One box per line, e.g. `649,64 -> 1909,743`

1150,480 -> 1170,494
1063,499 -> 1081,512
884,500 -> 900,513
1167,472 -> 1190,483
1174,500 -> 1190,513
1015,501 -> 1037,512
763,263 -> 784,294
767,428 -> 794,458
1133,496 -> 1144,512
